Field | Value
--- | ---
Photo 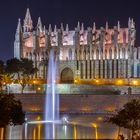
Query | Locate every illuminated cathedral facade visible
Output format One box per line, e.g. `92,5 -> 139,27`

14,8 -> 140,84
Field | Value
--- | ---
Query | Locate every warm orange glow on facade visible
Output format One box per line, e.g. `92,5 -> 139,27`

74,125 -> 77,139
33,128 -> 36,140
131,80 -> 138,85
0,128 -> 4,140
37,87 -> 41,91
95,79 -> 99,84
97,117 -> 103,121
36,116 -> 41,121
80,106 -> 93,111
91,123 -> 98,139
105,106 -> 115,111
116,79 -> 123,85
38,124 -> 41,139
29,107 -> 41,111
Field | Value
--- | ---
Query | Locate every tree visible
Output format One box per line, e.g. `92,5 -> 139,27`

6,58 -> 38,93
107,99 -> 140,139
0,93 -> 25,138
6,58 -> 21,79
0,60 -> 5,92
19,58 -> 38,93
0,60 -> 12,93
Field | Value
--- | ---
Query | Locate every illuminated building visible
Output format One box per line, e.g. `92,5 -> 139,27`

14,8 -> 139,84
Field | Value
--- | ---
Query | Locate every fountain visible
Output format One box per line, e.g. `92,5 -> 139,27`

23,49 -> 99,139
45,49 -> 60,139
45,49 -> 59,121
9,48 -> 123,139
24,49 -> 61,139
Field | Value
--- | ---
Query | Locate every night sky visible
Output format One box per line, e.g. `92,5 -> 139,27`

0,0 -> 140,61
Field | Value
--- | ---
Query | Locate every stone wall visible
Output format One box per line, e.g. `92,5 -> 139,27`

14,94 -> 140,115
8,84 -> 140,94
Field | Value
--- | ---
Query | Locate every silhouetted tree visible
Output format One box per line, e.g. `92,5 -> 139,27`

0,60 -> 5,92
6,58 -> 21,78
0,60 -> 12,93
0,93 -> 25,138
6,58 -> 38,93
19,58 -> 38,93
107,99 -> 140,139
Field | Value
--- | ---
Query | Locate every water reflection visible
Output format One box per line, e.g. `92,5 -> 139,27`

23,123 -> 96,139
6,115 -> 129,139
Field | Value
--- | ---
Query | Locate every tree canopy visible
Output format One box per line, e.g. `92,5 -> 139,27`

0,93 -> 25,127
107,99 -> 140,139
0,58 -> 38,93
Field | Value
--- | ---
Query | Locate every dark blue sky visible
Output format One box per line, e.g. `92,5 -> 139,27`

0,0 -> 140,60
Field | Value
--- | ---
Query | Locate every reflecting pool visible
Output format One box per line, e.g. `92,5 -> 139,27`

6,115 -> 129,139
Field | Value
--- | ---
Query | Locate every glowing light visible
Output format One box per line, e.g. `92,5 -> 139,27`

92,123 -> 97,128
105,106 -> 115,111
132,80 -> 138,85
95,79 -> 99,84
63,125 -> 67,136
62,116 -> 68,124
91,123 -> 98,139
29,107 -> 41,111
33,128 -> 36,140
97,117 -> 103,121
116,79 -> 123,85
33,80 -> 36,84
74,79 -> 77,83
80,106 -> 93,111
38,124 -> 41,139
37,87 -> 41,91
0,128 -> 4,139
36,116 -> 41,121
74,125 -> 77,139
25,118 -> 28,121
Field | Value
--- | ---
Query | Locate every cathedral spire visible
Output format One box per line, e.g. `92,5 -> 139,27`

54,25 -> 57,33
16,18 -> 22,33
37,17 -> 42,32
117,21 -> 120,31
128,17 -> 131,29
49,24 -> 52,33
66,24 -> 69,33
105,21 -> 108,31
43,25 -> 46,34
77,21 -> 80,31
131,18 -> 135,29
60,23 -> 64,31
23,8 -> 33,32
92,22 -> 96,33
25,8 -> 31,20
81,23 -> 84,33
